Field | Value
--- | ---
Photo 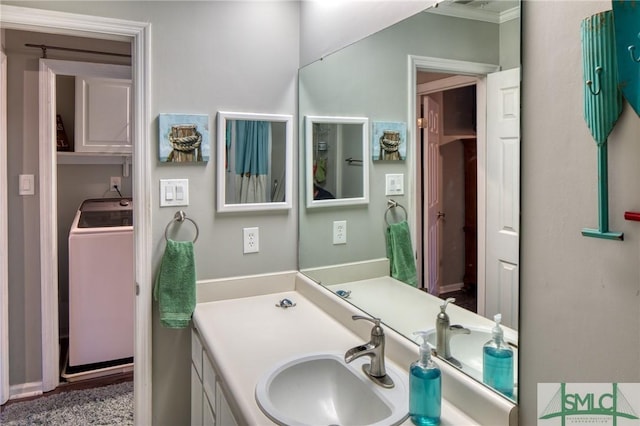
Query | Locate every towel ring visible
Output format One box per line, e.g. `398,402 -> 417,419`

385,200 -> 407,226
164,211 -> 199,243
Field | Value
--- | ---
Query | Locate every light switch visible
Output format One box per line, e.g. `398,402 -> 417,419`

385,174 -> 404,195
19,174 -> 35,196
165,185 -> 174,200
160,179 -> 189,207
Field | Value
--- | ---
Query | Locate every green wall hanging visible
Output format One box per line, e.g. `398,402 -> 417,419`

581,10 -> 624,240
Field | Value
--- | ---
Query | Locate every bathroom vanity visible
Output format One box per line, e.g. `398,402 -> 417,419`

191,271 -> 517,425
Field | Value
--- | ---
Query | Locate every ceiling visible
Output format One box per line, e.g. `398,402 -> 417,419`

429,0 -> 520,24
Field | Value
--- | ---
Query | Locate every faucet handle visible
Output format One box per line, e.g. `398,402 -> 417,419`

352,315 -> 384,337
352,315 -> 381,326
440,297 -> 456,312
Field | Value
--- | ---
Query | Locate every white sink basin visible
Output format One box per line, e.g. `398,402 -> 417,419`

255,352 -> 408,426
423,327 -> 518,385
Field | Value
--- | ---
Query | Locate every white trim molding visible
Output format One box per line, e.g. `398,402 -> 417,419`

38,58 -> 60,394
0,5 -> 152,424
8,381 -> 43,401
0,49 -> 9,406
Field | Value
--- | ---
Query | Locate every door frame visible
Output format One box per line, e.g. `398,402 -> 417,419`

1,49 -> 8,406
407,55 -> 499,315
0,5 -> 152,424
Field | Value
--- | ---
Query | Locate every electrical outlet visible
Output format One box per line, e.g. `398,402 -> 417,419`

243,227 -> 259,254
333,220 -> 347,245
110,176 -> 122,191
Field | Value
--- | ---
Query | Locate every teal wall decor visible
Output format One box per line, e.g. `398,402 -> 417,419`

613,0 -> 640,116
581,10 -> 624,240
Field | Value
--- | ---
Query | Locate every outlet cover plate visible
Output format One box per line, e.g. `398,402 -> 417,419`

243,227 -> 259,253
333,220 -> 347,245
110,176 -> 121,192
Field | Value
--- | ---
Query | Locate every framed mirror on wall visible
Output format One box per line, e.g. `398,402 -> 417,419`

216,111 -> 293,213
305,116 -> 369,208
298,0 -> 521,402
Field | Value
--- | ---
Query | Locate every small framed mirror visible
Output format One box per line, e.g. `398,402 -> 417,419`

216,111 -> 293,212
305,116 -> 369,208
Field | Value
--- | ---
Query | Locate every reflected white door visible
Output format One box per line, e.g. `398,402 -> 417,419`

423,95 -> 442,295
485,67 -> 520,329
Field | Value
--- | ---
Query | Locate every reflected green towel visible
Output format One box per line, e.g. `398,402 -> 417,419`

386,221 -> 417,286
154,239 -> 196,328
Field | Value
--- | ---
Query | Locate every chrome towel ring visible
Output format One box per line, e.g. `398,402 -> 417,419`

164,210 -> 199,243
385,199 -> 407,226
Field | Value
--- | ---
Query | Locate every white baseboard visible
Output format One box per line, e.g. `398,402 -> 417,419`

9,381 -> 43,400
439,282 -> 464,294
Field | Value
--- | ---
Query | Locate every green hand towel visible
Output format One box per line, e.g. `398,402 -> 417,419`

154,239 -> 196,328
386,220 -> 417,287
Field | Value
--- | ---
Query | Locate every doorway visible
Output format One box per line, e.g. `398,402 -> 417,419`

0,5 -> 152,423
418,75 -> 479,313
409,56 -> 521,327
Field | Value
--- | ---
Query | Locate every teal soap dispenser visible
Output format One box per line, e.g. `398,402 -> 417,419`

410,332 -> 441,426
482,314 -> 514,398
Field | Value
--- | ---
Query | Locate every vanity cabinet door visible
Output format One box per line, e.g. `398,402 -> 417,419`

75,76 -> 132,153
191,364 -> 204,426
203,392 -> 216,426
215,382 -> 238,426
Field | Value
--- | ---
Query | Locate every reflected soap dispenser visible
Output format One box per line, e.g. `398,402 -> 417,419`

482,314 -> 514,398
410,332 -> 441,426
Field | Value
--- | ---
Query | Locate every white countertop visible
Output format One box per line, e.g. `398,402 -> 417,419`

325,276 -> 518,342
193,288 -> 479,425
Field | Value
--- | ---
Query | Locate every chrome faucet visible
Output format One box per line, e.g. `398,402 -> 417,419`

436,297 -> 470,367
344,315 -> 394,388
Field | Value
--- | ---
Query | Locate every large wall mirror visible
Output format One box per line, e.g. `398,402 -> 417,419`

217,111 -> 293,212
305,116 -> 370,208
298,1 -> 521,402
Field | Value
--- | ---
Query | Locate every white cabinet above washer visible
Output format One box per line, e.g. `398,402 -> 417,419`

75,75 -> 132,154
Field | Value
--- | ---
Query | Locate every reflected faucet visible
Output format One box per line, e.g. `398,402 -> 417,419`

436,298 -> 471,368
344,315 -> 394,388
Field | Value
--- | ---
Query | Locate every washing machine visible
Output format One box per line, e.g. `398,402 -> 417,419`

68,198 -> 134,368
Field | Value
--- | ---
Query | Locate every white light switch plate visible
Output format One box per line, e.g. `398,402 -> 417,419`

385,174 -> 404,195
19,174 -> 35,196
160,179 -> 189,207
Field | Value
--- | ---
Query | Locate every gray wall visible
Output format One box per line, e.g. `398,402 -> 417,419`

4,2 -> 299,424
298,11 -> 500,269
500,16 -> 521,70
520,1 -> 640,424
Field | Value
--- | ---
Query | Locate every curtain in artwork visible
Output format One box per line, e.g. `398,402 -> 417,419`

235,121 -> 270,203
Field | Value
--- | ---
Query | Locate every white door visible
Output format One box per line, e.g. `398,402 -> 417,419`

485,67 -> 520,329
423,95 -> 442,295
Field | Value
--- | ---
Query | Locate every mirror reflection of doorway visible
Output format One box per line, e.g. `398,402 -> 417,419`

418,75 -> 478,313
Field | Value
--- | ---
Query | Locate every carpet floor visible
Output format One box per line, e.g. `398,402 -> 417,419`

0,381 -> 133,426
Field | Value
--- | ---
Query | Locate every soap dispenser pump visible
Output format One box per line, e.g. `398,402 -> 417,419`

482,314 -> 514,398
410,332 -> 441,426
